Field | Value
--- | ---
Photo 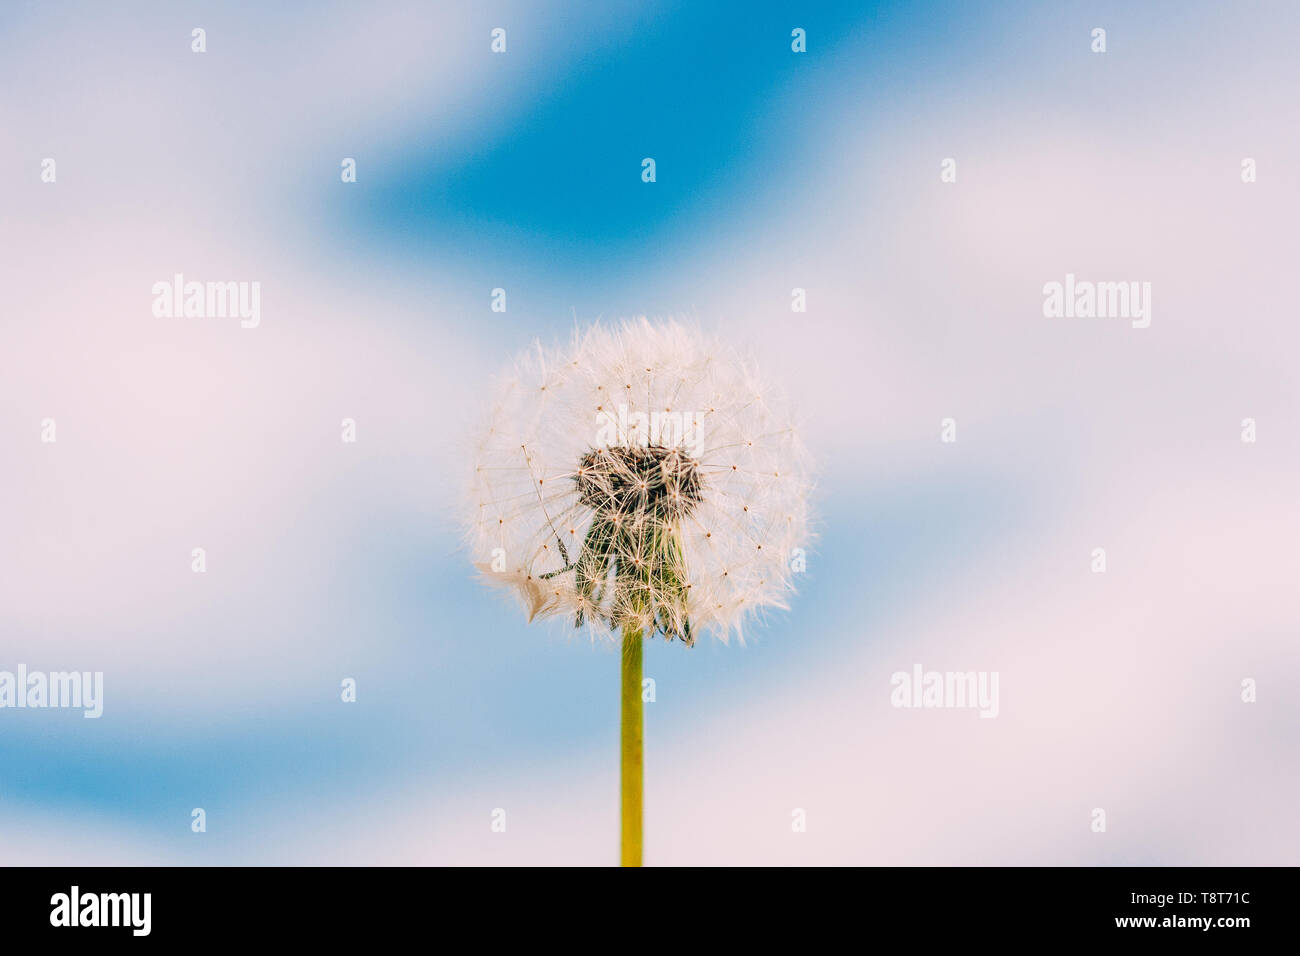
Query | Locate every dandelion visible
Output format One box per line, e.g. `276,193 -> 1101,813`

467,319 -> 811,865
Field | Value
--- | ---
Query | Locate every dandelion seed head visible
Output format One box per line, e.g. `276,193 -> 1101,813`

466,319 -> 812,644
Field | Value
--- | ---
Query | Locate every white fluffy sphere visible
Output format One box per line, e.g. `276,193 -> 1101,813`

467,319 -> 812,643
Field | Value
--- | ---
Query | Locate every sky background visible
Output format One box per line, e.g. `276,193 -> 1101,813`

1,0 -> 1297,865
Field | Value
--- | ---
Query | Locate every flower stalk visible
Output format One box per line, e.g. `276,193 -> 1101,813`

620,623 -> 643,867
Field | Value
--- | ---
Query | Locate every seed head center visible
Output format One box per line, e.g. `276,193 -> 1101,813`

576,445 -> 704,521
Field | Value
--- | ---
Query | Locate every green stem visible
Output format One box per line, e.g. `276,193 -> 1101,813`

620,624 -> 643,867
